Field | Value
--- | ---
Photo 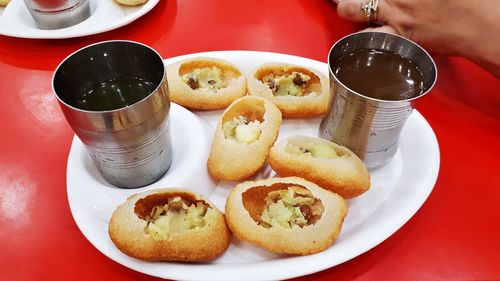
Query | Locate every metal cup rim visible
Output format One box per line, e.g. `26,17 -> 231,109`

52,40 -> 166,114
327,31 -> 438,103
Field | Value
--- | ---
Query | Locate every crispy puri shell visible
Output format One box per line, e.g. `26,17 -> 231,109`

166,57 -> 247,110
113,0 -> 147,6
207,96 -> 282,180
108,188 -> 231,262
247,63 -> 330,118
225,177 -> 347,255
269,136 -> 370,199
0,0 -> 10,6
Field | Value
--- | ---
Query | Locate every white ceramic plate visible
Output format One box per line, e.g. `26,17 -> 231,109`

67,51 -> 440,281
0,0 -> 159,39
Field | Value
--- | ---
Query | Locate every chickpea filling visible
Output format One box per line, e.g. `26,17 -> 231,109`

242,184 -> 324,229
285,143 -> 348,159
222,116 -> 262,144
134,193 -> 210,241
181,66 -> 227,91
262,71 -> 311,97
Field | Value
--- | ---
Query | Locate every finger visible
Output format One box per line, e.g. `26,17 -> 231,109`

337,0 -> 391,24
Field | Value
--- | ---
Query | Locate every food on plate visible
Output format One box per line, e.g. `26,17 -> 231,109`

0,0 -> 10,6
225,177 -> 347,255
166,57 -> 246,110
113,0 -> 148,6
108,188 -> 230,261
247,63 -> 330,118
269,136 -> 370,199
207,96 -> 282,180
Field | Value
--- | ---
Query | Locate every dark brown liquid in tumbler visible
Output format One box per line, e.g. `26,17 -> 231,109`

333,49 -> 425,100
73,76 -> 157,111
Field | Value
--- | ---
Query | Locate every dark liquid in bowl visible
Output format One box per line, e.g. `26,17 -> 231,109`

333,49 -> 425,100
72,76 -> 157,111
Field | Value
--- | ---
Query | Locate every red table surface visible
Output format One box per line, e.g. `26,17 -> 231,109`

0,1 -> 499,280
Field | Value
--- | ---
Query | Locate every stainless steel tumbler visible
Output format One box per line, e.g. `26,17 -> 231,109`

23,0 -> 91,29
53,41 -> 172,188
320,32 -> 437,169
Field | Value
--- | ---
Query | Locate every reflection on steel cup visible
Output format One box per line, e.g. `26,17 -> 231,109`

52,41 -> 173,188
23,0 -> 91,29
29,0 -> 69,9
320,32 -> 437,169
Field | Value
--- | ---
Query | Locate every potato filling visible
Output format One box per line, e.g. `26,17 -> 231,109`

144,196 -> 209,241
260,187 -> 323,229
262,72 -> 311,97
222,116 -> 261,144
181,66 -> 227,91
286,143 -> 338,158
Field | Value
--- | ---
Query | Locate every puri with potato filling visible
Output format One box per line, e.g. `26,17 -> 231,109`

207,96 -> 282,180
113,0 -> 148,6
269,136 -> 371,199
108,188 -> 230,261
222,116 -> 262,144
263,72 -> 311,97
285,143 -> 339,159
145,196 -> 209,241
166,57 -> 246,110
247,63 -> 330,118
181,66 -> 227,91
225,177 -> 347,255
259,186 -> 323,229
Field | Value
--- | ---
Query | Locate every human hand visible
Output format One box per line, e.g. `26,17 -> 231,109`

334,0 -> 500,77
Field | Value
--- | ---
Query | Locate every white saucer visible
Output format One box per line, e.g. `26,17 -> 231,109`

0,0 -> 159,39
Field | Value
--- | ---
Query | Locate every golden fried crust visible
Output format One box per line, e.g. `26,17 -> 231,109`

0,0 -> 10,6
269,136 -> 370,199
108,188 -> 231,262
207,96 -> 282,180
113,0 -> 147,6
247,63 -> 330,118
225,177 -> 347,255
166,57 -> 247,110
